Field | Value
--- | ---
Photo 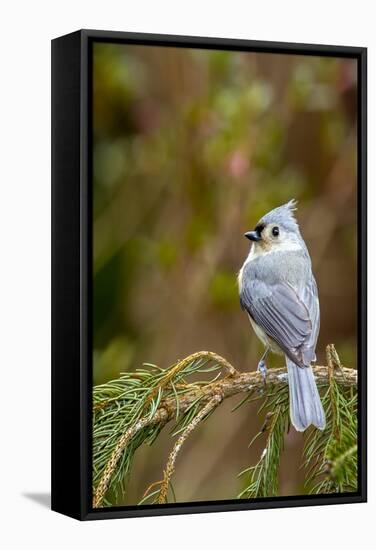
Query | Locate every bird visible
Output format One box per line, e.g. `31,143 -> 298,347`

238,200 -> 325,432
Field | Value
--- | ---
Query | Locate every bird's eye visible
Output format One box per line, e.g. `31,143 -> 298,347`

272,226 -> 279,237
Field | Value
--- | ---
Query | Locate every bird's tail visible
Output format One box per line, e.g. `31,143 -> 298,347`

286,359 -> 326,432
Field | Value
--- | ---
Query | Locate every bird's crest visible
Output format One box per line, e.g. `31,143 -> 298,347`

260,199 -> 299,232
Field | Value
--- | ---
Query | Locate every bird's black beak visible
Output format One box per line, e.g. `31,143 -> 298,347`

244,230 -> 262,242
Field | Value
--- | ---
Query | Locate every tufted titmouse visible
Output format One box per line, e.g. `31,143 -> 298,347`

238,200 -> 325,432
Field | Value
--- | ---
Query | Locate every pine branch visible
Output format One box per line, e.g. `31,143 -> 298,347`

157,394 -> 223,504
93,347 -> 357,507
237,387 -> 289,499
238,345 -> 358,499
93,352 -> 231,507
93,415 -> 165,508
303,345 -> 358,494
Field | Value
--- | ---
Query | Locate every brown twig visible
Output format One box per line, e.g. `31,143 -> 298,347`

94,351 -> 238,413
326,344 -> 341,441
142,351 -> 238,411
93,415 -> 169,508
158,394 -> 223,504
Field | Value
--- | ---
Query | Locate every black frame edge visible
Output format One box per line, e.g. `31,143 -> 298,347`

358,47 -> 367,503
80,29 -> 91,520
52,29 -> 367,521
51,30 -> 83,520
85,493 -> 365,521
65,28 -> 366,57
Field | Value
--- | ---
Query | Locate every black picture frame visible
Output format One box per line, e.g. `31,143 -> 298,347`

51,29 -> 367,521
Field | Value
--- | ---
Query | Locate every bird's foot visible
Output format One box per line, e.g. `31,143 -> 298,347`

257,359 -> 267,383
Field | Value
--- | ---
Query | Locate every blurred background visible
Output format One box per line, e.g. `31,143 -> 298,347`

92,42 -> 358,505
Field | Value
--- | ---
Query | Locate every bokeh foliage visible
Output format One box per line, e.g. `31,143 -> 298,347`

93,43 -> 358,504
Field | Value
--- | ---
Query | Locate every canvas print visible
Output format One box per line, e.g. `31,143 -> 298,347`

92,43 -> 358,509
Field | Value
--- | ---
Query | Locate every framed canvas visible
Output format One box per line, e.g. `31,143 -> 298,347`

51,29 -> 367,520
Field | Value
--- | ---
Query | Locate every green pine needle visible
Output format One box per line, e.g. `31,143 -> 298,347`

93,356 -> 223,506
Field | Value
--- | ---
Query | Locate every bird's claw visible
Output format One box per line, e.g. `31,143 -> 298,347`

257,359 -> 267,383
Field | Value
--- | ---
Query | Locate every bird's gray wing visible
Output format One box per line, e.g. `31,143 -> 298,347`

240,278 -> 312,367
299,275 -> 320,363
